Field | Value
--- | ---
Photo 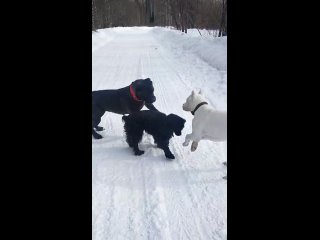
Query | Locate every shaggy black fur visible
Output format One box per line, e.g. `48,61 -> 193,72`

122,110 -> 186,160
92,78 -> 158,139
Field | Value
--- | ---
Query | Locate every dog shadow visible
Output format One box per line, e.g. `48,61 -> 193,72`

92,135 -> 124,146
95,143 -> 166,163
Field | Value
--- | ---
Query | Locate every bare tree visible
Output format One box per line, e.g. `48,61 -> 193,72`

92,0 -> 227,37
134,0 -> 146,25
218,0 -> 227,36
92,0 -> 98,30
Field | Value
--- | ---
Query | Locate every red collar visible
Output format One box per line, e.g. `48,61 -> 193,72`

130,84 -> 143,102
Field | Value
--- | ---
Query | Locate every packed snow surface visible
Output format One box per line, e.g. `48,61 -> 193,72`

92,27 -> 227,240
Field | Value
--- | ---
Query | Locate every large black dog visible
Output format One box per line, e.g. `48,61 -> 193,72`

92,78 -> 158,139
122,110 -> 186,160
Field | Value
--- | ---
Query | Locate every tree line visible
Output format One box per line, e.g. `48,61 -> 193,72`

92,0 -> 227,36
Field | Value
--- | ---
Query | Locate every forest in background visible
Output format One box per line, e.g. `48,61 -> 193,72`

92,0 -> 227,36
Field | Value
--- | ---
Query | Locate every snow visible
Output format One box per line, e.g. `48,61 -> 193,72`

92,27 -> 227,240
152,27 -> 227,71
185,29 -> 221,38
92,28 -> 116,53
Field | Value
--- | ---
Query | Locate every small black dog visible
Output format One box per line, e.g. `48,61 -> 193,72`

92,78 -> 158,139
122,110 -> 186,160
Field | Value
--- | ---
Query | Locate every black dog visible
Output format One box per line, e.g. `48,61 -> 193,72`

92,78 -> 158,139
122,110 -> 186,160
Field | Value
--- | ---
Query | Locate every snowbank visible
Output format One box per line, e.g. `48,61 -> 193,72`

152,27 -> 227,71
186,29 -> 220,38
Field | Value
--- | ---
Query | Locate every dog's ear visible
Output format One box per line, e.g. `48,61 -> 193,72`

132,79 -> 140,87
145,78 -> 151,81
199,89 -> 205,98
133,80 -> 142,90
192,90 -> 195,96
167,114 -> 185,136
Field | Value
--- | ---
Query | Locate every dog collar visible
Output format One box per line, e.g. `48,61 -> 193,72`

130,84 -> 143,102
191,102 -> 208,115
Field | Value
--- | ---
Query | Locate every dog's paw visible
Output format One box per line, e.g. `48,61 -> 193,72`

182,141 -> 189,147
95,126 -> 104,132
134,150 -> 145,156
93,133 -> 103,139
191,142 -> 198,152
165,153 -> 175,160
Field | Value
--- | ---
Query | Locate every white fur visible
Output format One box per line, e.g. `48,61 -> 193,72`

182,90 -> 227,151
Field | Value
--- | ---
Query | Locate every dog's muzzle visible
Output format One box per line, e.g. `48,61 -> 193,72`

147,96 -> 156,103
182,104 -> 187,111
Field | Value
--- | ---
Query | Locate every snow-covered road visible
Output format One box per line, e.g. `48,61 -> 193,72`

92,27 -> 227,240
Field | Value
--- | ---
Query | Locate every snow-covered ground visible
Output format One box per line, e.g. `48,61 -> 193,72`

92,27 -> 227,240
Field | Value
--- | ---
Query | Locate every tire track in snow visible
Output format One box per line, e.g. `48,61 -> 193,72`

93,31 -> 174,240
93,37 -> 130,238
142,42 -> 212,239
146,33 -> 226,239
92,156 -> 116,240
92,42 -> 122,91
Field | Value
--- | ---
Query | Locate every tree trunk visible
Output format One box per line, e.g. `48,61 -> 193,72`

92,0 -> 98,30
219,0 -> 227,37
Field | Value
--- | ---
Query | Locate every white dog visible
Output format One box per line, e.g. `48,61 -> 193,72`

182,90 -> 227,151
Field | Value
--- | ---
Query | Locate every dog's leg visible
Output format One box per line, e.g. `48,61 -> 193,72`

132,144 -> 145,156
124,124 -> 145,156
92,117 -> 104,138
191,141 -> 199,152
190,134 -> 202,151
92,128 -> 102,139
126,134 -> 144,154
157,140 -> 175,160
95,126 -> 104,131
183,133 -> 194,146
150,137 -> 159,148
92,105 -> 104,138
